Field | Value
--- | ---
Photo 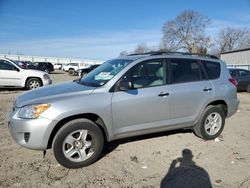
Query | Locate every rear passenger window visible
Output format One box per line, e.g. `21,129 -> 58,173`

170,59 -> 205,84
203,61 -> 221,79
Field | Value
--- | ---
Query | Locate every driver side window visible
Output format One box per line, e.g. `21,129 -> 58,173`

0,60 -> 16,71
122,59 -> 165,89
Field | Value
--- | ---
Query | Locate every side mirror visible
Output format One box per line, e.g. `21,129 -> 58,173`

117,79 -> 133,91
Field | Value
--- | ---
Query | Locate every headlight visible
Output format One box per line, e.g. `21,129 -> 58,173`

43,74 -> 50,80
17,104 -> 50,119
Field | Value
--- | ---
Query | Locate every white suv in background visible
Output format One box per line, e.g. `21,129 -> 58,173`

0,58 -> 52,90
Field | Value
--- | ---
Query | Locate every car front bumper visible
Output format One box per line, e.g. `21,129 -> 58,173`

8,110 -> 58,150
43,78 -> 52,86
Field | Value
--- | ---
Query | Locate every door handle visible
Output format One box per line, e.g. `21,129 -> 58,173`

158,92 -> 170,97
203,88 -> 212,91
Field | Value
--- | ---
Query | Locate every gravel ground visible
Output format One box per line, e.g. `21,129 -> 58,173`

0,70 -> 250,188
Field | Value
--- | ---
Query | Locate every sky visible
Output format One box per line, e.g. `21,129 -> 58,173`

0,0 -> 250,60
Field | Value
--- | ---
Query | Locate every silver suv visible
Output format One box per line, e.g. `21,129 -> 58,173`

9,52 -> 239,168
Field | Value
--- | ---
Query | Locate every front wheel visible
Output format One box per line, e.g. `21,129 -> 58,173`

52,119 -> 104,169
193,105 -> 225,140
26,78 -> 42,90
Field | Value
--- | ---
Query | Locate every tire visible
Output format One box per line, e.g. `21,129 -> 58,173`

68,69 -> 75,76
52,119 -> 104,169
193,105 -> 225,140
26,78 -> 42,90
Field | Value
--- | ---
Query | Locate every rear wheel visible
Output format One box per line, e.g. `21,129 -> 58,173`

52,119 -> 104,169
193,105 -> 225,140
26,78 -> 42,90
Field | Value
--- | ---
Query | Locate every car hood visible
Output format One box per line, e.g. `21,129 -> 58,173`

23,69 -> 46,75
15,81 -> 95,107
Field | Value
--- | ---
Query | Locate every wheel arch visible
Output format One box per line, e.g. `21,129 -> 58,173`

205,100 -> 228,116
47,113 -> 109,149
25,77 -> 43,87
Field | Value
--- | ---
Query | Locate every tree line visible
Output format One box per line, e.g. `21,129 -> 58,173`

119,10 -> 250,57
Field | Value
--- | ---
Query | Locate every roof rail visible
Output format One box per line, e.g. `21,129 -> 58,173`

128,51 -> 219,60
127,52 -> 152,56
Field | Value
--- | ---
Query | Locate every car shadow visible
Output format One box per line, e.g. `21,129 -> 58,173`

100,129 -> 192,159
50,71 -> 65,74
160,148 -> 212,188
0,88 -> 25,93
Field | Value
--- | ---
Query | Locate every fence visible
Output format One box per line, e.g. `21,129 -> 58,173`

0,54 -> 104,66
227,64 -> 250,70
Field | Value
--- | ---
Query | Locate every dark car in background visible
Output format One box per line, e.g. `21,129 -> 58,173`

13,61 -> 54,74
77,64 -> 100,77
229,68 -> 250,92
32,62 -> 54,73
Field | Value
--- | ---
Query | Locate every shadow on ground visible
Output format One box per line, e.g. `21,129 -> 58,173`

100,129 -> 192,159
160,148 -> 212,188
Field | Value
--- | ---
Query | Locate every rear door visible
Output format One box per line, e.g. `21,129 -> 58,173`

168,58 -> 213,123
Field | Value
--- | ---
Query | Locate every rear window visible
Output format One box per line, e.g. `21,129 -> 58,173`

202,61 -> 221,79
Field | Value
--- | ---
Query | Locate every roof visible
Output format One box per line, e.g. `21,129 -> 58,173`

127,51 -> 219,60
221,47 -> 250,55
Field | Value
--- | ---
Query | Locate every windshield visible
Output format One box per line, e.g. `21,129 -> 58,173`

79,59 -> 132,87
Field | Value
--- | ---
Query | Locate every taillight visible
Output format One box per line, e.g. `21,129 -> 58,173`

229,78 -> 238,87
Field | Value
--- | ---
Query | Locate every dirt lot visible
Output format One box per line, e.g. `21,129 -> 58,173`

0,70 -> 250,188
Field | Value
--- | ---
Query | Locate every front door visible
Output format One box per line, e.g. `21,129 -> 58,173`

111,59 -> 171,136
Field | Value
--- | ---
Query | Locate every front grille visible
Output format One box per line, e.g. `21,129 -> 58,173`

24,132 -> 30,143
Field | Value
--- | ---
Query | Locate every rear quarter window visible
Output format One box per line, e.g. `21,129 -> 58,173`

202,61 -> 221,80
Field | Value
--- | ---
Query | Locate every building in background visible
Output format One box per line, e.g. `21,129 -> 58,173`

221,47 -> 250,70
0,54 -> 104,68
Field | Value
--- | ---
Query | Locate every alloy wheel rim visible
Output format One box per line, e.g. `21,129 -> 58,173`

204,112 -> 222,136
62,129 -> 94,162
29,81 -> 40,89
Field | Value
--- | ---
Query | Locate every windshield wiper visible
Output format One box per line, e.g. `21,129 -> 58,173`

74,79 -> 100,87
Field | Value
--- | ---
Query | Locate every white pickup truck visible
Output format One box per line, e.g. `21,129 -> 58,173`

62,63 -> 82,76
0,58 -> 52,90
62,61 -> 104,76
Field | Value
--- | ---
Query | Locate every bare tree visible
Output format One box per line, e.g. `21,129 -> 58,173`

119,51 -> 128,57
133,43 -> 149,54
161,10 -> 211,53
217,27 -> 250,52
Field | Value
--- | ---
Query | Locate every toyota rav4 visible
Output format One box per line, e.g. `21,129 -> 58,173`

9,52 -> 239,168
